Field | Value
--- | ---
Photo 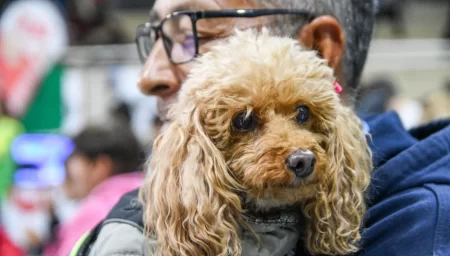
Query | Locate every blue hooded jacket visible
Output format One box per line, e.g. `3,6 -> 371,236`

358,112 -> 450,256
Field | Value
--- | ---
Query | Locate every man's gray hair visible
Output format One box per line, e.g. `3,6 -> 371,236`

253,0 -> 376,99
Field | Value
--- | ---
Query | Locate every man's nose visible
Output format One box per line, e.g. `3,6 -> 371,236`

138,40 -> 180,98
286,150 -> 316,178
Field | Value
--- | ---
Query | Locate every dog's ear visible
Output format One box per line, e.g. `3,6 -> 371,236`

304,106 -> 372,255
140,103 -> 243,256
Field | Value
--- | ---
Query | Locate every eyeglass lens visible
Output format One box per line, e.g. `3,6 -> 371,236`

161,14 -> 196,63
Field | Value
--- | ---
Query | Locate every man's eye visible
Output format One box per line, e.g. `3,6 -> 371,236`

295,105 -> 310,124
232,112 -> 258,132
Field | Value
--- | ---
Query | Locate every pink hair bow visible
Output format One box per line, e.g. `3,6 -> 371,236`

334,81 -> 343,94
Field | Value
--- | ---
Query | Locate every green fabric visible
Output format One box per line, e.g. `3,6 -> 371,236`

0,116 -> 24,199
21,64 -> 64,133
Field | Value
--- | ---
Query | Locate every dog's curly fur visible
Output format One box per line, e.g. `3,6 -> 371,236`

140,29 -> 372,256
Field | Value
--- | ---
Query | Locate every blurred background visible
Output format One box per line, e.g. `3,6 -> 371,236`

0,0 -> 449,255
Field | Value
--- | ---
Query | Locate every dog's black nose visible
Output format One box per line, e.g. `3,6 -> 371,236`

286,150 -> 316,178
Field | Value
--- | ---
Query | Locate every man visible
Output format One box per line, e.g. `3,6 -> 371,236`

74,0 -> 450,255
44,121 -> 144,256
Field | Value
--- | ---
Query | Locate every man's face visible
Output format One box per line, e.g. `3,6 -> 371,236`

141,0 -> 347,127
139,0 -> 261,128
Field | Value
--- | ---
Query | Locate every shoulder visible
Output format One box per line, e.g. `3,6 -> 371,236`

360,182 -> 450,255
88,222 -> 146,256
360,115 -> 450,255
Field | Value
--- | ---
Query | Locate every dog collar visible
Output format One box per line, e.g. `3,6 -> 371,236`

334,81 -> 343,94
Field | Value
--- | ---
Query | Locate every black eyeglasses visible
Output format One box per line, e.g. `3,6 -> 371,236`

136,9 -> 317,64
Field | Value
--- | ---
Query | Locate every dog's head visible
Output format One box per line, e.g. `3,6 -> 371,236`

142,29 -> 372,256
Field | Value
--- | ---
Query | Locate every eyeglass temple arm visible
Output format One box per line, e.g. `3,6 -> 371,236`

199,9 -> 315,19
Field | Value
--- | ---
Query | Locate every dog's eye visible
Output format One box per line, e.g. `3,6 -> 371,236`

295,105 -> 310,124
232,112 -> 258,132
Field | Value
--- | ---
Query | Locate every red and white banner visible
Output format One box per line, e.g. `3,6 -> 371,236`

0,0 -> 68,117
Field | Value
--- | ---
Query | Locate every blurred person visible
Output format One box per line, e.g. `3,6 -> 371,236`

70,0 -> 450,255
66,0 -> 128,45
422,81 -> 450,123
109,66 -> 160,146
357,78 -> 424,129
44,120 -> 144,256
112,102 -> 132,125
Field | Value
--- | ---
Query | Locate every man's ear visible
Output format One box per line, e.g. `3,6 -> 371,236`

298,15 -> 345,70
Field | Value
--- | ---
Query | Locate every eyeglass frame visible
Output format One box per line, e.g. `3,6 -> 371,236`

136,9 -> 318,64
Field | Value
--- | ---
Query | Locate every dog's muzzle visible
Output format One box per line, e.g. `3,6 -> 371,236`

286,150 -> 316,178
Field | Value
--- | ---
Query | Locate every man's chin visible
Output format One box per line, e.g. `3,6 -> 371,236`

160,121 -> 171,133
157,95 -> 178,123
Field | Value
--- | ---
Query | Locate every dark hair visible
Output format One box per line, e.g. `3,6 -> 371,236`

72,120 -> 143,174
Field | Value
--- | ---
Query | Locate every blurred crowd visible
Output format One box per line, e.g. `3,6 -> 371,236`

1,104 -> 149,255
1,0 -> 129,45
356,79 -> 450,129
0,1 -> 151,254
0,0 -> 449,255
